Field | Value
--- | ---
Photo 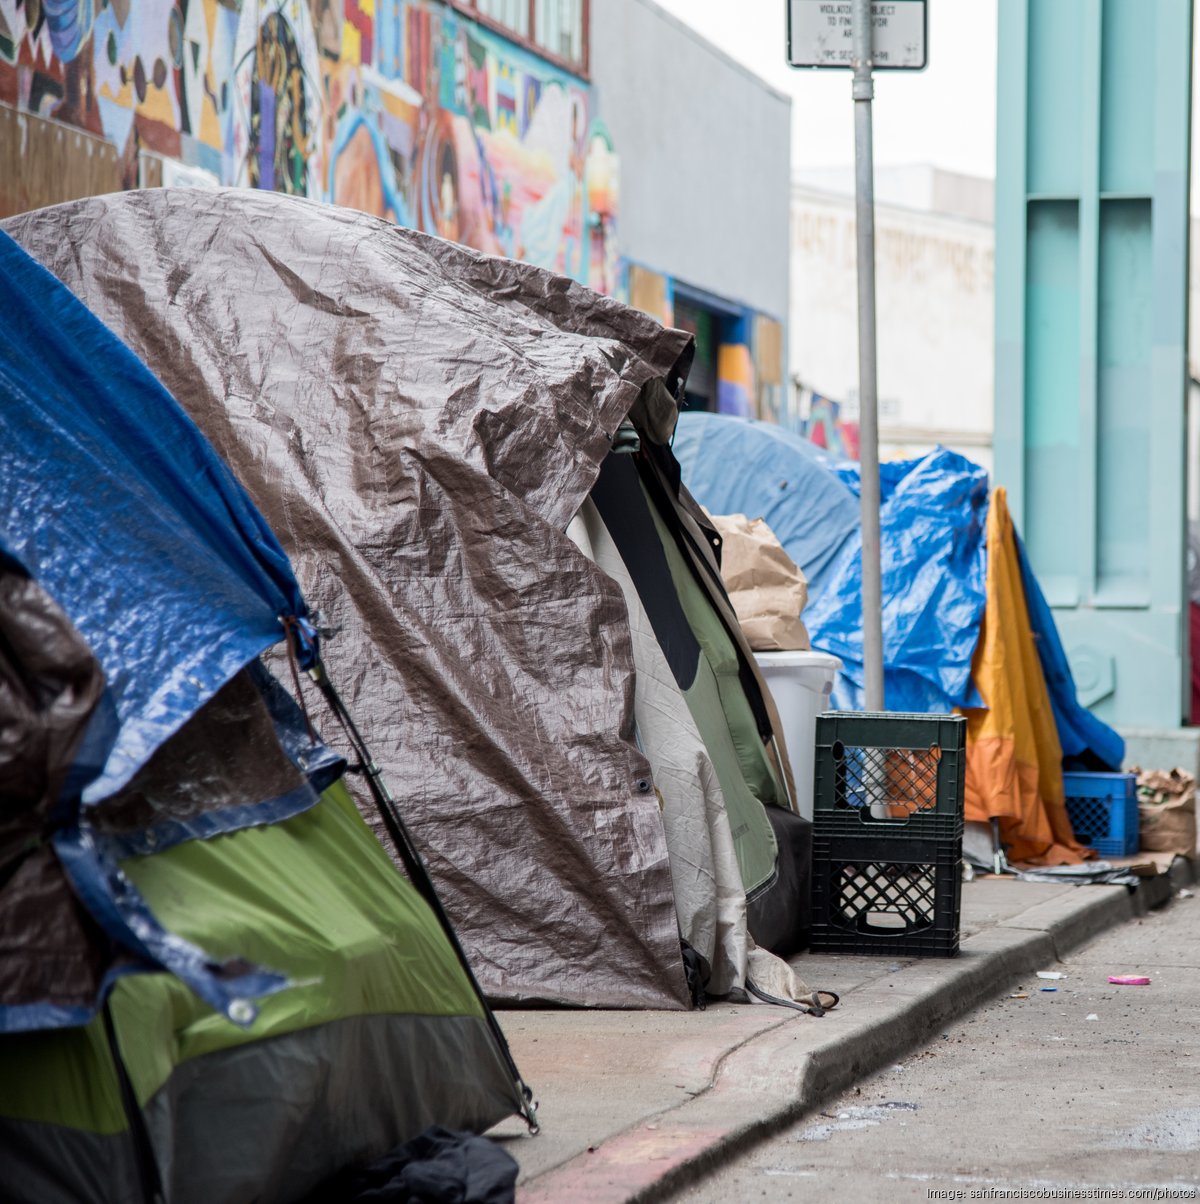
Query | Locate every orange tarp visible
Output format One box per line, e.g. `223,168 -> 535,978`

958,488 -> 1091,865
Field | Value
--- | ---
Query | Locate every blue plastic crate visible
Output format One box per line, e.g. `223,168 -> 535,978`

1062,771 -> 1139,857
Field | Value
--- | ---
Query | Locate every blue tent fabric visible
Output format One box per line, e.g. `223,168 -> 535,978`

809,450 -> 990,712
0,232 -> 331,1030
0,230 -> 317,805
1016,534 -> 1125,770
672,412 -> 860,594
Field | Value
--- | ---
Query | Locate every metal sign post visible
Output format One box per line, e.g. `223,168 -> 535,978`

788,0 -> 927,712
851,0 -> 884,713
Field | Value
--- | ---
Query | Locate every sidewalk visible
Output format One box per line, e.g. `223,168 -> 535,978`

489,858 -> 1196,1203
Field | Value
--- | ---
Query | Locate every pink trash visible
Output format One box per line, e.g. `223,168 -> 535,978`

1108,975 -> 1151,986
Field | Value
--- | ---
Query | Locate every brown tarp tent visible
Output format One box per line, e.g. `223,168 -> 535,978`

6,189 -> 694,1008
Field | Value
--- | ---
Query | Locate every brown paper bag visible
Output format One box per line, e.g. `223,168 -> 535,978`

708,512 -> 810,651
1134,766 -> 1197,855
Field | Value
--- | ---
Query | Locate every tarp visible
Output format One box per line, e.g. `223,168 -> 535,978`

0,231 -> 317,805
795,449 -> 989,714
673,412 -> 858,594
961,489 -> 1090,864
7,189 -> 694,1009
0,232 -> 340,1032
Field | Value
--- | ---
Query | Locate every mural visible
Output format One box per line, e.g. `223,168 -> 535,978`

0,0 -> 619,290
803,392 -> 860,460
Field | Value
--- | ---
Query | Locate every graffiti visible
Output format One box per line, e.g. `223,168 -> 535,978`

0,0 -> 618,290
804,392 -> 861,460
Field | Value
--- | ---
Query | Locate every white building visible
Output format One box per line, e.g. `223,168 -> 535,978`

790,164 -> 995,473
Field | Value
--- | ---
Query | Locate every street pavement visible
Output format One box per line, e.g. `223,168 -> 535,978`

500,862 -> 1193,1203
673,889 -> 1200,1202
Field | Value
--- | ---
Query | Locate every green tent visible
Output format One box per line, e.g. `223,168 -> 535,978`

0,778 -> 527,1203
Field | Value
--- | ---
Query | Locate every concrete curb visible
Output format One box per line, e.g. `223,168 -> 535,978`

517,858 -> 1195,1204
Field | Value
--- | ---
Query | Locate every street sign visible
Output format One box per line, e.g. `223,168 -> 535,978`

787,0 -> 928,71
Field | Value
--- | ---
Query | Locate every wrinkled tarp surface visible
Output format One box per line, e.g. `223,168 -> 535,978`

673,413 -> 859,595
961,489 -> 1090,864
7,189 -> 694,1009
0,232 -> 339,1031
796,448 -> 988,714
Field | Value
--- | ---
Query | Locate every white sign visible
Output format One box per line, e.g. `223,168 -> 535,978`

788,0 -> 928,70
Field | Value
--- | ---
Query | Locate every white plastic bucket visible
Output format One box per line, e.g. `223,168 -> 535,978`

754,649 -> 843,821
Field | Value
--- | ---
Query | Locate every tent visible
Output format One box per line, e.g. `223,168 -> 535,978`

6,189 -> 701,1009
0,231 -> 531,1202
6,190 -> 834,1007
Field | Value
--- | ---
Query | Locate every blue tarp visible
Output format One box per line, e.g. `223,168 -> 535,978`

674,413 -> 989,712
806,449 -> 990,712
0,232 -> 326,1029
0,231 -> 317,804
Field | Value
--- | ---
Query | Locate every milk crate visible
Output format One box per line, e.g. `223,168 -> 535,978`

810,712 -> 965,957
1062,771 -> 1139,857
809,837 -> 962,957
814,712 -> 966,844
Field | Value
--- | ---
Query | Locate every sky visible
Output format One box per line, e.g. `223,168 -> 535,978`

650,0 -> 997,181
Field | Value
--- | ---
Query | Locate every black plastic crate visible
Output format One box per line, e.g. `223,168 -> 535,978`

814,712 -> 966,842
810,837 -> 962,957
810,713 -> 965,957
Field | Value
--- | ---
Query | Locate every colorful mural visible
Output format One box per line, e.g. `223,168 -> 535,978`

0,0 -> 619,289
803,392 -> 860,460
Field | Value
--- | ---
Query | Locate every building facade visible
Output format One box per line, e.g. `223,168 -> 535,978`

1,1 -> 614,287
790,165 -> 995,472
591,0 -> 791,424
0,0 -> 789,417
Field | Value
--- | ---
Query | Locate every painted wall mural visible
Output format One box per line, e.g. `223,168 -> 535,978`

0,0 -> 619,290
803,392 -> 860,460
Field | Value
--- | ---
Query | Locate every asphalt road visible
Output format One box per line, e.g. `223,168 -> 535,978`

676,889 -> 1200,1202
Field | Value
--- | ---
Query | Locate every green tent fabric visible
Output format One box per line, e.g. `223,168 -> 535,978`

0,781 -> 524,1204
641,481 -> 783,897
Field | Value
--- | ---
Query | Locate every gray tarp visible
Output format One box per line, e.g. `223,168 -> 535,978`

6,190 -> 693,1008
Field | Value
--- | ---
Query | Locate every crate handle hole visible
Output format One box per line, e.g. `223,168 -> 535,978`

862,911 -> 909,931
832,740 -> 845,761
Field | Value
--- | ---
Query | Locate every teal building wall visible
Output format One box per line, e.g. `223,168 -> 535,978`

995,0 -> 1193,728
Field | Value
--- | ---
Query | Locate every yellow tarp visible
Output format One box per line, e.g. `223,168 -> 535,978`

959,488 -> 1091,865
